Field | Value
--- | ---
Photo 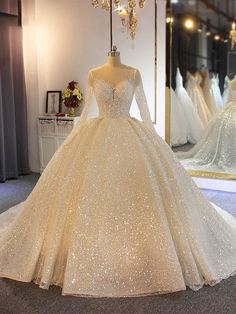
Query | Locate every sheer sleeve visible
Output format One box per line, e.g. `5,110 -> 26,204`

74,71 -> 94,127
134,69 -> 156,132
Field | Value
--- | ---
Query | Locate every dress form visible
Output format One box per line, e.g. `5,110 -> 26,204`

90,47 -> 137,86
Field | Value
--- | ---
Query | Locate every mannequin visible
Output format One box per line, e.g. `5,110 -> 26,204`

80,45 -> 152,128
90,46 -> 137,86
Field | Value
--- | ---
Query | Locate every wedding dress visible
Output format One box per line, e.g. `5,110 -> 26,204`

177,82 -> 236,174
175,68 -> 204,144
170,88 -> 188,147
222,75 -> 230,104
186,71 -> 211,127
0,68 -> 236,298
210,74 -> 223,111
201,70 -> 216,115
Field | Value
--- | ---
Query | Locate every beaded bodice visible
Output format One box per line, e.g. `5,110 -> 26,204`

79,68 -> 155,131
186,72 -> 202,89
93,79 -> 134,118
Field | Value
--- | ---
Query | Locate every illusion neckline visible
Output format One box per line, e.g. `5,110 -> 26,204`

93,77 -> 133,90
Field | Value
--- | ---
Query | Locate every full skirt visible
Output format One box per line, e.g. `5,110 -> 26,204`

0,117 -> 236,297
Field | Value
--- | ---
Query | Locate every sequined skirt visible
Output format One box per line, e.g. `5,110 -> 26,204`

0,117 -> 236,297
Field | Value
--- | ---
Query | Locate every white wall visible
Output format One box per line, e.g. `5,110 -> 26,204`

22,0 -> 166,172
155,0 -> 166,137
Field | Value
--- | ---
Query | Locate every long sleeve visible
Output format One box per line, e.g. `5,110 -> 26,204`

74,71 -> 94,127
134,69 -> 156,132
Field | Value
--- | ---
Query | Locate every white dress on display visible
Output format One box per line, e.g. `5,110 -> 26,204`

177,82 -> 236,174
175,68 -> 204,144
201,70 -> 216,115
170,87 -> 188,147
186,71 -> 211,127
210,74 -> 223,111
0,68 -> 236,297
222,75 -> 230,104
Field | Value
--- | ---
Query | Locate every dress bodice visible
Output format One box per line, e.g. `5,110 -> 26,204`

211,76 -> 218,87
79,68 -> 155,131
186,72 -> 202,89
93,78 -> 134,118
224,76 -> 230,90
176,68 -> 183,88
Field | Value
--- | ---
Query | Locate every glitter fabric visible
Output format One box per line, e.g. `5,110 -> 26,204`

0,69 -> 236,297
177,83 -> 236,174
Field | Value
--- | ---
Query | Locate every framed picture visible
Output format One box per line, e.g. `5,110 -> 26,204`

46,91 -> 62,114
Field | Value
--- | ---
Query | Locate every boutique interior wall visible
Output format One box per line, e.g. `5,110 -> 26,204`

22,0 -> 166,173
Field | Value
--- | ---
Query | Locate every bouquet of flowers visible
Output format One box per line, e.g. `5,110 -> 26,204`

62,81 -> 83,115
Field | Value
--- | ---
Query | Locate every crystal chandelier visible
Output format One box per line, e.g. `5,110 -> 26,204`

230,21 -> 236,50
91,0 -> 146,39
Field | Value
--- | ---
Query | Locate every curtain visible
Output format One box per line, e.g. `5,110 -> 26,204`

0,14 -> 29,182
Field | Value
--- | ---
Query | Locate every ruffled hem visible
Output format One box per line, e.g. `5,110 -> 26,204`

1,269 -> 236,298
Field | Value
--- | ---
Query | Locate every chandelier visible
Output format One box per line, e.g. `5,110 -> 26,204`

91,0 -> 146,39
230,21 -> 236,50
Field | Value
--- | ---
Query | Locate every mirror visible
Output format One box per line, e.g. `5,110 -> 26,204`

166,0 -> 236,180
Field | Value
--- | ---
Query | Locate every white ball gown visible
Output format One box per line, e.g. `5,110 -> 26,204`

186,71 -> 212,127
170,88 -> 188,147
201,70 -> 216,115
222,75 -> 230,105
177,82 -> 236,174
175,68 -> 204,144
210,74 -> 224,111
0,69 -> 236,297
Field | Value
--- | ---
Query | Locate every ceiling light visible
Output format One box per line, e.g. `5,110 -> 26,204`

184,18 -> 195,30
166,16 -> 174,24
214,34 -> 220,41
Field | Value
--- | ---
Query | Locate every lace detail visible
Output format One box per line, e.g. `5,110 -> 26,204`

78,69 -> 155,131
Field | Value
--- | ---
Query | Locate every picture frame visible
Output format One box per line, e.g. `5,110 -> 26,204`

46,91 -> 62,114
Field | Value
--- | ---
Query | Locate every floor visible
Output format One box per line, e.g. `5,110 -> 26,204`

0,173 -> 236,314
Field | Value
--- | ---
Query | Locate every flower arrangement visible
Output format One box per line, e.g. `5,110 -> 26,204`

62,81 -> 83,116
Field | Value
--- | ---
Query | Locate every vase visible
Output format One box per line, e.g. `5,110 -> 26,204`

67,107 -> 75,117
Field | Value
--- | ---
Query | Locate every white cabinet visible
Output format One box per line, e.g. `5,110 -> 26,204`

38,116 -> 77,173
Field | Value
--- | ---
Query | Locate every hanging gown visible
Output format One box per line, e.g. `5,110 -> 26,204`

170,88 -> 188,147
186,71 -> 211,127
177,82 -> 236,174
210,74 -> 223,111
175,68 -> 204,144
0,68 -> 236,297
201,70 -> 216,115
222,75 -> 230,105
